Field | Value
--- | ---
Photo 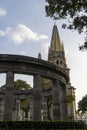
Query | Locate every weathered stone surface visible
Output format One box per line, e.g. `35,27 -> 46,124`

60,85 -> 67,120
52,80 -> 61,120
0,54 -> 69,121
42,96 -> 47,120
0,54 -> 69,84
33,75 -> 41,120
3,71 -> 14,120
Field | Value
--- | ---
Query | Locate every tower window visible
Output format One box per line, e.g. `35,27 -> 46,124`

60,60 -> 62,65
56,60 -> 59,65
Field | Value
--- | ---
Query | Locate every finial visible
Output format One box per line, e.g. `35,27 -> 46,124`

38,52 -> 42,59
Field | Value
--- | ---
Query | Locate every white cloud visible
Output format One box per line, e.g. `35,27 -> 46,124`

42,42 -> 50,53
0,24 -> 48,44
38,35 -> 48,40
0,30 -> 5,36
0,8 -> 6,17
10,24 -> 48,44
0,27 -> 12,36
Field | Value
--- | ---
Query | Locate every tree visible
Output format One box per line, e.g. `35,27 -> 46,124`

45,0 -> 87,50
14,79 -> 31,113
1,79 -> 31,119
1,79 -> 31,90
77,95 -> 87,120
14,80 -> 31,118
14,79 -> 31,90
78,95 -> 87,114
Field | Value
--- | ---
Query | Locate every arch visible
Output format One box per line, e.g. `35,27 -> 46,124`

0,54 -> 69,121
0,54 -> 68,84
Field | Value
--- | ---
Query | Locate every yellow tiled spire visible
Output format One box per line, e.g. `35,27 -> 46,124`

50,25 -> 62,52
62,41 -> 66,62
61,42 -> 64,51
48,25 -> 66,66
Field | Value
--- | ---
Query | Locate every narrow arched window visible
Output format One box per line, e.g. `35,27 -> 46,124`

56,60 -> 59,65
60,60 -> 62,65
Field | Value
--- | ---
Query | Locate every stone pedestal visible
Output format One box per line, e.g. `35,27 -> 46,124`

61,85 -> 67,120
33,75 -> 41,120
52,80 -> 61,120
4,71 -> 14,120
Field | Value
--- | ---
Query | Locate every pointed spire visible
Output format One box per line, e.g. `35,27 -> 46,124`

61,41 -> 64,52
48,25 -> 67,68
50,25 -> 62,52
62,41 -> 66,63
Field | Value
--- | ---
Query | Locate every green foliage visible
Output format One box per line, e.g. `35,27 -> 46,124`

14,79 -> 31,90
21,98 -> 30,112
45,0 -> 87,50
1,79 -> 31,90
78,95 -> 87,114
1,79 -> 31,113
14,80 -> 31,112
41,78 -> 52,87
45,0 -> 87,33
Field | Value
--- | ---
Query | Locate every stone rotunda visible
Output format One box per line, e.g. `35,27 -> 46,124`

0,25 -> 76,121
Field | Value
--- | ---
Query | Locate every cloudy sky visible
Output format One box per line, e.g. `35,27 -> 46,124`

0,0 -> 87,109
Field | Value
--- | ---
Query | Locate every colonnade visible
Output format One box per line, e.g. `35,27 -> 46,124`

3,71 -> 67,121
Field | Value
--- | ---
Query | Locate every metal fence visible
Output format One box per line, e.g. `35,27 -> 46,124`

0,121 -> 86,130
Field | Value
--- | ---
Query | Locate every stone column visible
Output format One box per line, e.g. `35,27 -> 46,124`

42,96 -> 47,120
15,99 -> 21,121
61,85 -> 67,120
30,98 -> 33,120
4,71 -> 14,120
52,80 -> 61,120
33,75 -> 41,120
0,98 -> 4,121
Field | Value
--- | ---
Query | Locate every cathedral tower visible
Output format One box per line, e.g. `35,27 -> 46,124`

48,24 -> 66,68
48,24 -> 76,120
